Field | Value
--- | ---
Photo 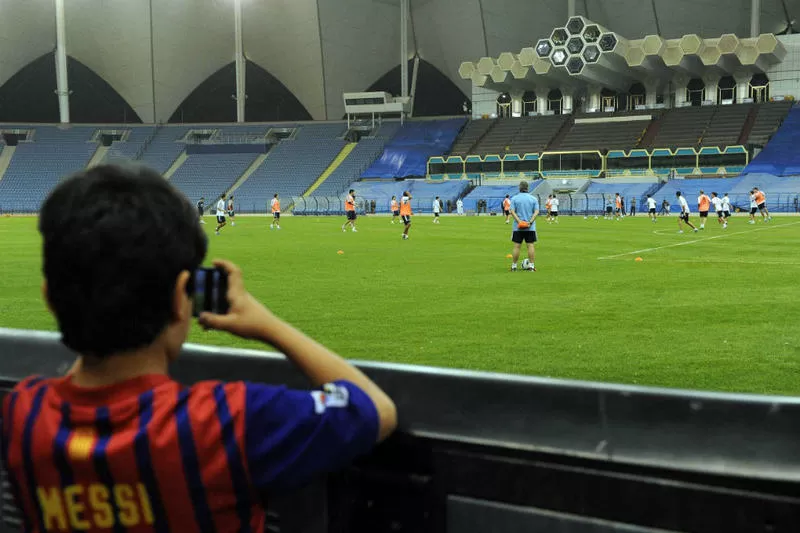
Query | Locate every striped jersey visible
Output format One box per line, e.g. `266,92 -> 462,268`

1,374 -> 378,533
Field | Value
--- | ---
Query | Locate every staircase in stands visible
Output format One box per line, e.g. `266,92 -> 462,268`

302,143 -> 358,197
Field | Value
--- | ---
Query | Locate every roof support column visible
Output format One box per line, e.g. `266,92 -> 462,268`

535,87 -> 549,115
645,80 -> 659,107
234,0 -> 246,123
751,0 -> 761,38
400,0 -> 409,98
734,70 -> 752,103
673,74 -> 690,107
54,0 -> 70,124
703,73 -> 721,105
568,0 -> 576,18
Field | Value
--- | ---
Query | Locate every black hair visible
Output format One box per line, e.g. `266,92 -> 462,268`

39,164 -> 207,358
274,193 -> 278,198
676,191 -> 682,197
712,192 -> 718,196
349,189 -> 355,194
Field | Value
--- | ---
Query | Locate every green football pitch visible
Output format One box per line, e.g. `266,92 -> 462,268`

1,214 -> 799,395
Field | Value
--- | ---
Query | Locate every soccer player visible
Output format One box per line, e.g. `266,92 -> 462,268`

509,181 -> 539,272
456,198 -> 464,215
646,195 -> 657,222
215,194 -> 227,235
697,189 -> 710,229
549,194 -> 559,223
753,187 -> 771,222
711,192 -> 727,229
342,189 -> 357,232
503,195 -> 512,224
630,196 -> 636,216
197,196 -> 206,224
545,195 -> 552,222
227,194 -> 236,227
661,199 -> 670,217
722,193 -> 732,221
748,189 -> 758,224
1,164 -> 397,533
676,191 -> 698,233
614,193 -> 623,220
270,193 -> 281,230
432,196 -> 441,223
605,198 -> 613,219
390,195 -> 400,224
400,190 -> 412,239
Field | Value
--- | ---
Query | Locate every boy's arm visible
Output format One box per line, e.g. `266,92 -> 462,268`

200,260 -> 397,441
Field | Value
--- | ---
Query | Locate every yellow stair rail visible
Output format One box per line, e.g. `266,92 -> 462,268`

302,142 -> 357,198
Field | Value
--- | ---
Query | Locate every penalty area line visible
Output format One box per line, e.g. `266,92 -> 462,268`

597,221 -> 800,260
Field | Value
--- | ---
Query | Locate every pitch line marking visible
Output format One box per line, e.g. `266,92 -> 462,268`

597,221 -> 800,260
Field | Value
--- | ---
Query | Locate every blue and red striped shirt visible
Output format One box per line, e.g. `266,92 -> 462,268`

1,374 -> 378,533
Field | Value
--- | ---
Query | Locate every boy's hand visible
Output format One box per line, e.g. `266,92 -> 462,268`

198,259 -> 276,340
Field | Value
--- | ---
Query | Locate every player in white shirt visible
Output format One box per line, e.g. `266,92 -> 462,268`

675,191 -> 698,234
432,196 -> 441,224
645,195 -> 657,222
549,196 -> 559,224
722,193 -> 732,220
456,198 -> 464,215
215,194 -> 227,235
710,192 -> 727,229
748,190 -> 758,224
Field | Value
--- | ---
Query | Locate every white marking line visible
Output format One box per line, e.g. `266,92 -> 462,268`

660,259 -> 800,266
597,221 -> 800,260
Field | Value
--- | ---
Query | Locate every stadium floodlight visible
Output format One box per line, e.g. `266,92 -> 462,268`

566,17 -> 585,36
551,28 -> 569,46
599,33 -> 619,52
583,25 -> 601,43
551,48 -> 568,66
536,39 -> 553,58
567,37 -> 584,55
582,45 -> 601,63
566,57 -> 585,75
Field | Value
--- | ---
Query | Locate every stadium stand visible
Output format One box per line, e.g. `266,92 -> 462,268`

137,126 -> 191,174
0,126 -> 96,213
746,101 -> 793,145
232,123 -> 346,212
168,153 -> 260,209
335,179 -> 471,213
311,122 -> 402,197
645,106 -> 716,148
742,107 -> 800,176
103,126 -> 157,163
554,113 -> 654,151
362,118 -> 465,178
449,119 -> 495,156
699,104 -> 752,147
578,180 -> 661,214
469,115 -> 568,155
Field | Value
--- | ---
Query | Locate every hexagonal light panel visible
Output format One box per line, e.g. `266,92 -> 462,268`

497,52 -> 517,71
583,25 -> 600,43
599,33 -> 618,52
679,34 -> 703,55
536,39 -> 553,58
700,43 -> 722,66
477,57 -> 496,75
566,57 -> 585,75
490,65 -> 508,84
531,57 -> 552,75
551,28 -> 568,46
756,33 -> 779,53
510,60 -> 531,80
567,37 -> 584,55
662,43 -> 684,66
551,48 -> 568,66
567,17 -> 585,36
583,45 -> 600,63
736,43 -> 759,65
718,34 -> 739,54
458,62 -> 475,79
625,45 -> 646,67
642,34 -> 665,56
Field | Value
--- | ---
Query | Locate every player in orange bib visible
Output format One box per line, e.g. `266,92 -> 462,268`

400,191 -> 413,240
270,193 -> 281,230
342,189 -> 358,232
614,193 -> 623,220
502,195 -> 511,224
545,195 -> 553,222
390,196 -> 400,224
697,190 -> 710,230
753,187 -> 771,221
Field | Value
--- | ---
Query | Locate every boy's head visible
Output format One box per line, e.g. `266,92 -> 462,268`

274,193 -> 278,198
676,191 -> 682,197
712,192 -> 718,197
392,195 -> 396,199
39,164 -> 207,360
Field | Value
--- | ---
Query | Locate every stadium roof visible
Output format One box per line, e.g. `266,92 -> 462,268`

0,0 -> 797,122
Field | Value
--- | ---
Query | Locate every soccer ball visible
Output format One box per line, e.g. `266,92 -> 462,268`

522,259 -> 530,270
584,216 -> 588,219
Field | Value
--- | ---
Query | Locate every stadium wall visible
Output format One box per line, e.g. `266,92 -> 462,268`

2,327 -> 800,531
768,34 -> 800,101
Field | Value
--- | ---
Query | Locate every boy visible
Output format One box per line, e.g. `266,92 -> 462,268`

646,194 -> 657,222
2,165 -> 396,533
502,195 -> 511,224
197,196 -> 206,224
753,187 -> 771,222
711,192 -> 727,228
227,194 -> 236,226
676,191 -> 698,234
722,193 -> 732,221
390,196 -> 400,224
549,195 -> 559,223
270,193 -> 281,229
342,189 -> 357,232
400,191 -> 413,239
215,194 -> 227,235
432,196 -> 441,223
697,190 -> 710,229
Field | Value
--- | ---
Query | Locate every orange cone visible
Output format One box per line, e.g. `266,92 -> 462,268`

337,250 -> 344,255
635,257 -> 643,262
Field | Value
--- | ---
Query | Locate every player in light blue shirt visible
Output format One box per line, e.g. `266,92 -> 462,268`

509,181 -> 540,272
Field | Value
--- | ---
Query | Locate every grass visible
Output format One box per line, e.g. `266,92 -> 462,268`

1,213 -> 799,395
